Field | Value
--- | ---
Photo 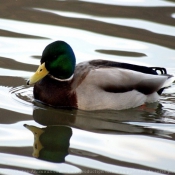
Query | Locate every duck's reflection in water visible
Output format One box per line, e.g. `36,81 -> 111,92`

24,102 -> 173,169
32,102 -> 170,136
24,124 -> 72,163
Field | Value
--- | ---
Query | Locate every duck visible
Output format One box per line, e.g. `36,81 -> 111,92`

27,41 -> 174,110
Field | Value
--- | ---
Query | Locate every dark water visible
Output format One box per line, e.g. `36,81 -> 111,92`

0,0 -> 175,175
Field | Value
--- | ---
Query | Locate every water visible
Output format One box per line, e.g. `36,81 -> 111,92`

0,0 -> 175,174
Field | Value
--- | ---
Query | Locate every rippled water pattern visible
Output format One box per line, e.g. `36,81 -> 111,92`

0,0 -> 175,175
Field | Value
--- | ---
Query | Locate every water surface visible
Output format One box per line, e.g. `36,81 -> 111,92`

0,0 -> 175,175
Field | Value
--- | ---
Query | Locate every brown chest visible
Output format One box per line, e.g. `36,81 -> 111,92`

33,76 -> 77,108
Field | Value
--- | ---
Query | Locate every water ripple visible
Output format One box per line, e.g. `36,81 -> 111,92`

34,8 -> 175,36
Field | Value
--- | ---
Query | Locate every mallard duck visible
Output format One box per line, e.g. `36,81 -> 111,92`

27,41 -> 174,110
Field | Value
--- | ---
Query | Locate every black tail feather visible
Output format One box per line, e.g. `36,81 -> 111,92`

157,88 -> 165,95
150,67 -> 167,75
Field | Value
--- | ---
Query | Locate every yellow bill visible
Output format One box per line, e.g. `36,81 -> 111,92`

27,62 -> 49,85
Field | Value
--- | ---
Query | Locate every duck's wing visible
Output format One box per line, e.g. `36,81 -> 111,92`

89,59 -> 165,75
87,60 -> 174,95
73,60 -> 174,110
92,68 -> 170,94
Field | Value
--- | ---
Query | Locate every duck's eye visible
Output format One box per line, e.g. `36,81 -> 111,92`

39,69 -> 43,72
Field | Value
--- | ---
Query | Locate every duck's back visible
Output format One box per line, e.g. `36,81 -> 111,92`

74,60 -> 173,110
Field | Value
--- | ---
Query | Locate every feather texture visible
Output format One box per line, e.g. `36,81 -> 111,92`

74,60 -> 173,110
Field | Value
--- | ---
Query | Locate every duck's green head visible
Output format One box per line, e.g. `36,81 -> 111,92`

27,41 -> 76,85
